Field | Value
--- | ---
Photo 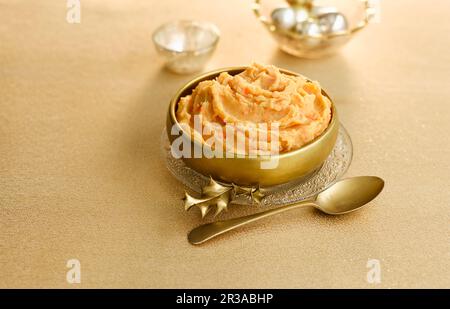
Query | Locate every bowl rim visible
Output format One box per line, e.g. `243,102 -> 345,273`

152,20 -> 221,54
168,65 -> 337,159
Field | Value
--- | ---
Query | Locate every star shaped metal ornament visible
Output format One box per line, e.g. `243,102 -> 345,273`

183,178 -> 232,219
251,187 -> 266,204
202,178 -> 230,197
182,177 -> 266,219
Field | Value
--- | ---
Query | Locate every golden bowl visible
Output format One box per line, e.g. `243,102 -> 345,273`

166,66 -> 339,187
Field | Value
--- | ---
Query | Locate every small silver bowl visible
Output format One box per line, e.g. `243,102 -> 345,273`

152,20 -> 220,74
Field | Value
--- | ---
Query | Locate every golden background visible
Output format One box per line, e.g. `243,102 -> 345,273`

1,0 -> 449,288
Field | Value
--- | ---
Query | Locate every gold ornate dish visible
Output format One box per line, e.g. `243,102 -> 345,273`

253,0 -> 374,58
166,66 -> 339,187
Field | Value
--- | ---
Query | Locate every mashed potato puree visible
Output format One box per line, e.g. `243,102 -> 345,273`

176,63 -> 331,154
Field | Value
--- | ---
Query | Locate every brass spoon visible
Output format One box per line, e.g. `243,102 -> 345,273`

188,176 -> 384,245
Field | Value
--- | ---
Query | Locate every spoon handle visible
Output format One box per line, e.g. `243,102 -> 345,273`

188,200 -> 317,245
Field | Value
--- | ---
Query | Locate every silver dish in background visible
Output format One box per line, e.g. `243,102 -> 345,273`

254,0 -> 374,58
152,20 -> 220,74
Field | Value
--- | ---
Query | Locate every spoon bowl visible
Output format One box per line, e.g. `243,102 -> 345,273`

316,176 -> 384,215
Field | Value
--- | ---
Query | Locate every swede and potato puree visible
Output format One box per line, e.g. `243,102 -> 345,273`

176,63 -> 331,154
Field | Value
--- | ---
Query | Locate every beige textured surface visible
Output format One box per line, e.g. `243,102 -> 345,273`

1,0 -> 449,288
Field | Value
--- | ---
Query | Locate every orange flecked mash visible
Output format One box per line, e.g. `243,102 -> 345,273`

176,63 -> 332,154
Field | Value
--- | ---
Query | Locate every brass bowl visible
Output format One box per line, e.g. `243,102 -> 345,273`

166,66 -> 339,187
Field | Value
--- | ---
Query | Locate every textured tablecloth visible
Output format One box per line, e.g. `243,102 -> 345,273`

1,0 -> 449,288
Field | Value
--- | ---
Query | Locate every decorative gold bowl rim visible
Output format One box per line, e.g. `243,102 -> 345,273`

168,66 -> 337,159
